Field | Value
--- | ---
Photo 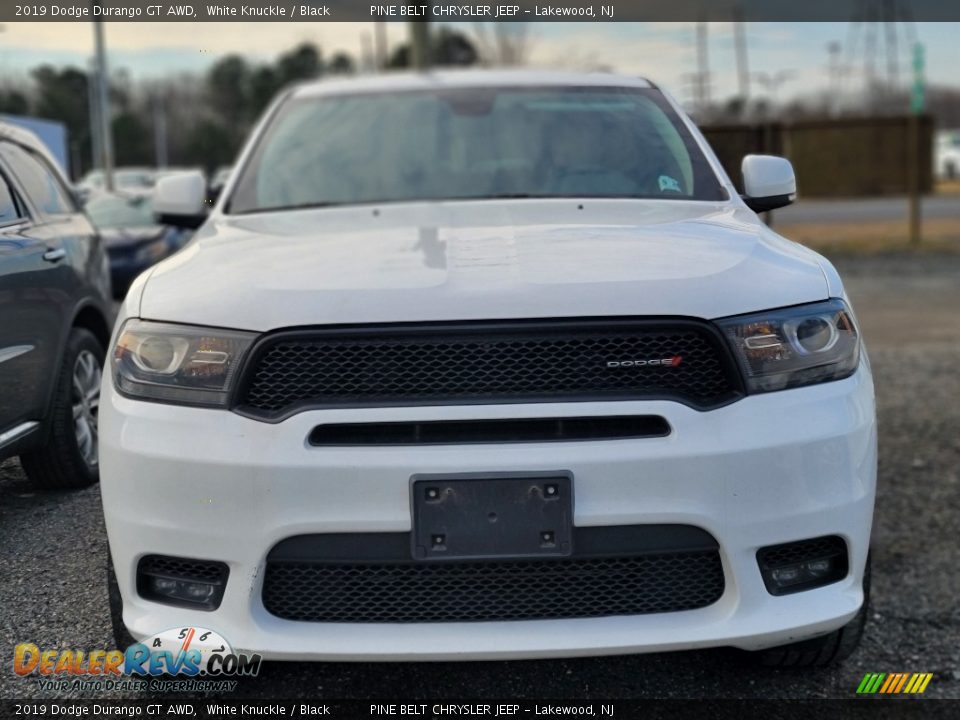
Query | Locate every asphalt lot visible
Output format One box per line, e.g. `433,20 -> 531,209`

777,195 -> 959,224
1,251 -> 958,701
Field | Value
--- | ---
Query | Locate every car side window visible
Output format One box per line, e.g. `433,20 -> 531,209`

0,141 -> 75,216
0,169 -> 23,227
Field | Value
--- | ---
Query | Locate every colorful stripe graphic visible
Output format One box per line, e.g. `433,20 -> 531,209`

857,672 -> 933,694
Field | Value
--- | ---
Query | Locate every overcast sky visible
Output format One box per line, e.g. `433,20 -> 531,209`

2,22 -> 957,109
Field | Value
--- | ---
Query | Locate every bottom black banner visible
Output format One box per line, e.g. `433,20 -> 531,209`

0,699 -> 957,720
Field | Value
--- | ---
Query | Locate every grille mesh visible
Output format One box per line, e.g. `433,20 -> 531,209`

237,321 -> 738,418
757,536 -> 847,569
138,555 -> 228,583
262,551 -> 724,623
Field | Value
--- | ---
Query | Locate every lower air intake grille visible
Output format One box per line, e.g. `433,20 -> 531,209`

757,535 -> 847,569
234,318 -> 742,420
137,554 -> 227,583
262,549 -> 724,623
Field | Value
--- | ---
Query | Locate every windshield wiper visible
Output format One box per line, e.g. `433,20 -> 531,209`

235,201 -> 344,215
482,193 -> 549,200
233,195 -> 564,215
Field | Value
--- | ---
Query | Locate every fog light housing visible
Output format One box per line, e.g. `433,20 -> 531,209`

757,536 -> 848,596
150,577 -> 179,596
137,555 -> 229,610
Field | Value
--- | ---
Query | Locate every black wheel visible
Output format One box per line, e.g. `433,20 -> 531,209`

752,554 -> 871,667
108,553 -> 136,650
20,327 -> 104,490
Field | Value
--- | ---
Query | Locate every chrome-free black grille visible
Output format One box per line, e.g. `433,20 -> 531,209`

235,318 -> 741,419
262,549 -> 725,623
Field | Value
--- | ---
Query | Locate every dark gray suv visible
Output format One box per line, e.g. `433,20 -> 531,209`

0,121 -> 113,489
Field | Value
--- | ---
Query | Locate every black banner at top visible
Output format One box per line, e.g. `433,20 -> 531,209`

2,0 -> 960,23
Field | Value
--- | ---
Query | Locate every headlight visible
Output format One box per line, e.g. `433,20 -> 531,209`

717,299 -> 860,393
113,320 -> 255,406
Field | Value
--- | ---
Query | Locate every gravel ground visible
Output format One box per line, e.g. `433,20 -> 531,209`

1,252 -> 958,701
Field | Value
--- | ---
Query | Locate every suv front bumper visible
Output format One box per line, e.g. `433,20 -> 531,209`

100,363 -> 876,660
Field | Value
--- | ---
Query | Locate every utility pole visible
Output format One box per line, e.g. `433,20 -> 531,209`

152,93 -> 168,168
92,15 -> 114,191
86,60 -> 102,180
360,32 -> 374,72
908,41 -> 925,247
884,16 -> 899,90
863,20 -> 878,103
410,17 -> 431,70
733,7 -> 750,104
845,1 -> 918,108
827,41 -> 843,115
374,21 -> 387,70
695,20 -> 710,116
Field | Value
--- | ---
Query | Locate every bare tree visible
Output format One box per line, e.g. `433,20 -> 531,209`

471,24 -> 533,67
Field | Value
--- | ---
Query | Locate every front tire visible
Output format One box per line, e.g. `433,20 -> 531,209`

752,554 -> 871,667
21,327 -> 104,490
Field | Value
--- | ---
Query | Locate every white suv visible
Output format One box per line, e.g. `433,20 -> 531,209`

936,130 -> 960,179
101,71 -> 876,667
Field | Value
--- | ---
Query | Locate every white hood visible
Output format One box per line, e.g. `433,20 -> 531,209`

139,199 -> 829,332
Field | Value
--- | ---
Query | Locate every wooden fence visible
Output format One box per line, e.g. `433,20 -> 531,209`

701,115 -> 934,197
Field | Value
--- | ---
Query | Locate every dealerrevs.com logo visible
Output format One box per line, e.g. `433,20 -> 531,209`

13,627 -> 261,692
856,672 -> 934,695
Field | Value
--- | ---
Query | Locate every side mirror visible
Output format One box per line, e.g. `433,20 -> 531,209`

153,171 -> 207,229
741,155 -> 796,213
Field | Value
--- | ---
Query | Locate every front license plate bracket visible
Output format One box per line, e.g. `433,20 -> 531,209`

411,472 -> 573,560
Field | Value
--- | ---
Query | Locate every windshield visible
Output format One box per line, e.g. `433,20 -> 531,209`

228,85 -> 726,214
86,194 -> 156,229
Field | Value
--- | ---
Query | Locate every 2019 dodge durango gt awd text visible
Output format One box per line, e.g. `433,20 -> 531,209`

100,71 -> 877,668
